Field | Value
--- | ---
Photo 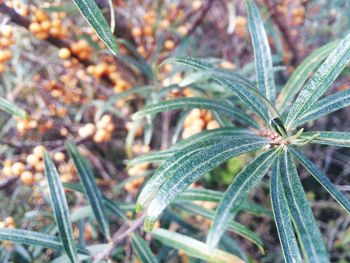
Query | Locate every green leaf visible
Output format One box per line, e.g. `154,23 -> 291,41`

132,97 -> 259,128
0,98 -> 27,118
0,228 -> 62,249
277,40 -> 340,113
71,0 -> 119,55
66,143 -> 111,240
207,148 -> 279,249
298,131 -> 350,147
159,56 -> 279,125
289,147 -> 350,214
143,135 -> 269,231
131,234 -> 157,263
286,33 -> 350,129
270,160 -> 302,262
127,149 -> 173,166
44,153 -> 78,263
247,0 -> 276,102
62,182 -> 127,221
151,228 -> 244,263
177,188 -> 272,217
136,130 -> 254,211
176,203 -> 264,252
280,149 -> 329,262
296,88 -> 350,126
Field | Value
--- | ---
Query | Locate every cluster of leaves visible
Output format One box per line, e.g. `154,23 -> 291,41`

0,0 -> 349,262
132,0 -> 350,261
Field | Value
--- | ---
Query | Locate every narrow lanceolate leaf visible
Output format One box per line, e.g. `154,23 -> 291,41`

177,189 -> 272,217
0,98 -> 27,118
270,161 -> 302,263
144,136 -> 269,231
131,235 -> 157,263
128,149 -> 174,166
280,150 -> 329,262
286,33 -> 350,129
62,182 -> 127,221
289,147 -> 350,214
0,228 -> 62,249
151,228 -> 244,263
136,130 -> 254,211
71,0 -> 119,55
44,153 -> 78,263
296,88 -> 350,126
159,56 -> 277,124
132,97 -> 259,128
277,40 -> 340,112
66,143 -> 111,240
247,0 -> 276,102
176,203 -> 264,252
207,148 -> 279,249
298,131 -> 350,148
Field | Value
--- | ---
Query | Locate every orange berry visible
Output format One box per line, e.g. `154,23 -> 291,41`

131,27 -> 142,38
11,162 -> 25,176
58,48 -> 71,59
20,171 -> 34,185
29,22 -> 41,33
40,20 -> 51,31
33,145 -> 46,158
26,154 -> 39,166
53,152 -> 65,162
164,39 -> 175,50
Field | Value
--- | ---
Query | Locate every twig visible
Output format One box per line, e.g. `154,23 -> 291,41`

93,214 -> 145,262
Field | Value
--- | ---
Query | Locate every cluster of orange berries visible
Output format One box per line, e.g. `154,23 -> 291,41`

130,5 -> 190,58
29,9 -> 68,40
0,25 -> 14,74
291,6 -> 306,26
44,79 -> 86,106
182,109 -> 220,139
124,143 -> 151,194
0,217 -> 15,229
5,0 -> 29,16
15,114 -> 53,134
1,145 -> 46,186
78,115 -> 115,143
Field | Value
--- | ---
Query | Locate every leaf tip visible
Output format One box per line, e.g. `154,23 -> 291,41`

144,216 -> 156,232
135,203 -> 143,213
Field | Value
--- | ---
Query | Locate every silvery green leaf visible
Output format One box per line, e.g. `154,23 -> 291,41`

247,0 -> 276,102
280,149 -> 329,262
44,154 -> 78,263
131,234 -> 158,263
0,98 -> 27,118
0,228 -> 62,249
159,56 -> 279,124
176,203 -> 264,252
289,147 -> 350,213
270,160 -> 302,262
277,40 -> 340,113
296,88 -> 350,127
136,130 -> 255,211
151,228 -> 244,263
71,0 -> 119,55
132,97 -> 259,128
143,136 -> 269,231
207,148 -> 279,249
286,33 -> 350,129
66,143 -> 111,240
298,131 -> 350,147
177,188 -> 272,217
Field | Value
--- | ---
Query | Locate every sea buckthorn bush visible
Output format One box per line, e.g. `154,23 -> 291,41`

0,0 -> 350,262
